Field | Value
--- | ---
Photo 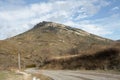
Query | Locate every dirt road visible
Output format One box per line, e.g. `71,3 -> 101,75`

25,69 -> 120,80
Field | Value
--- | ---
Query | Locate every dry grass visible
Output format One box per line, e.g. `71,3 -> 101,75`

0,71 -> 24,80
40,46 -> 120,70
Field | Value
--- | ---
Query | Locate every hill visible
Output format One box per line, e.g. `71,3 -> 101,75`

0,21 -> 119,70
117,40 -> 120,42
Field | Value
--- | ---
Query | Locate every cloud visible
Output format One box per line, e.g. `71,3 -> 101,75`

0,0 -> 110,21
64,20 -> 112,36
0,0 -> 26,10
93,13 -> 120,29
112,6 -> 119,11
80,14 -> 120,39
0,0 -> 111,40
81,24 -> 112,35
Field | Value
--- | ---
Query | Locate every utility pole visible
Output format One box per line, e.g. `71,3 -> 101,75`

18,53 -> 21,70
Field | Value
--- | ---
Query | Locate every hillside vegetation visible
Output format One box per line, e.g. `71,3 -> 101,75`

41,45 -> 120,70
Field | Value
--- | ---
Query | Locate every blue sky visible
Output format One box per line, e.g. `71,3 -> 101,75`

0,0 -> 120,40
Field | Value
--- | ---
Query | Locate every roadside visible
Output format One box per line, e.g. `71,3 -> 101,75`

1,69 -> 119,80
0,70 -> 52,80
33,73 -> 53,80
0,70 -> 24,80
25,68 -> 53,80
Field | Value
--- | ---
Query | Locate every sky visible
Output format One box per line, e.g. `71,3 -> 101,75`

0,0 -> 120,40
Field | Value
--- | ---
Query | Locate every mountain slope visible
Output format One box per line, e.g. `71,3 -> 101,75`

8,21 -> 112,55
0,21 -> 115,69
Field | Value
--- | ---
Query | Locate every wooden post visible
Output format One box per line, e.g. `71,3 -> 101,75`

18,53 -> 21,70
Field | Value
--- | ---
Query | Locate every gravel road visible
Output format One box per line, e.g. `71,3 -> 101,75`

25,69 -> 120,80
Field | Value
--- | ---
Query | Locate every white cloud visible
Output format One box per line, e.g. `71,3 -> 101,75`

64,21 -> 80,28
6,0 -> 25,5
81,24 -> 112,36
0,0 -> 111,40
0,0 -> 26,10
112,6 -> 119,11
78,13 -> 120,39
93,13 -> 120,29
